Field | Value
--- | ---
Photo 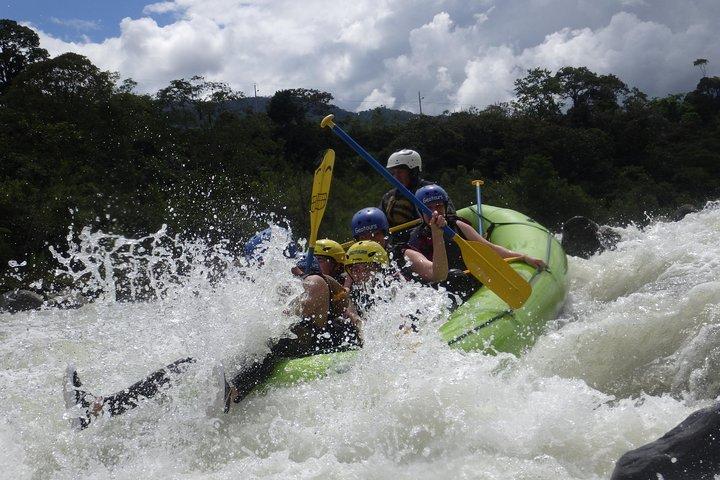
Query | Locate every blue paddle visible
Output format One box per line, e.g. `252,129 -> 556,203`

320,114 -> 531,309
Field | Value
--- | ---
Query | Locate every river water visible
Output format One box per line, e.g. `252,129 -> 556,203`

1,203 -> 719,479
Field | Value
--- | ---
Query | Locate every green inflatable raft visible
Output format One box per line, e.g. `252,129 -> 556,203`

261,204 -> 568,388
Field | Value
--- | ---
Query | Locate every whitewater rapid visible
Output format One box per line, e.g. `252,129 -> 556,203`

1,203 -> 719,479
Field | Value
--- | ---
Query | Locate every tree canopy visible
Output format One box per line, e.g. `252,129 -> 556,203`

0,19 -> 49,92
0,24 -> 718,292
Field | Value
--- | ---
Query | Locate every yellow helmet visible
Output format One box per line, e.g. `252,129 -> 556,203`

314,238 -> 345,264
344,241 -> 388,267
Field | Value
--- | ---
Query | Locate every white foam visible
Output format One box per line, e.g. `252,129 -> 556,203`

1,204 -> 719,479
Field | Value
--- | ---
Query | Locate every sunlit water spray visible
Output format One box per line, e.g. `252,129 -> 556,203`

1,203 -> 719,479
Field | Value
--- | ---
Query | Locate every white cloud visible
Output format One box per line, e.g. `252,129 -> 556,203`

142,2 -> 181,15
30,0 -> 720,114
50,17 -> 100,31
359,87 -> 396,111
455,46 -> 521,108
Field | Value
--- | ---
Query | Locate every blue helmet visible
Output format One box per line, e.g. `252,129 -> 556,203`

243,227 -> 299,261
351,207 -> 389,239
415,184 -> 449,208
283,240 -> 300,259
243,228 -> 272,260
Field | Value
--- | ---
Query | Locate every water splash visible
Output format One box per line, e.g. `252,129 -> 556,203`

2,203 -> 720,479
48,224 -> 233,303
527,201 -> 720,402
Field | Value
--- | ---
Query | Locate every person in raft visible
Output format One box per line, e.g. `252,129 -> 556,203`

63,242 -> 391,429
243,226 -> 299,265
404,184 -> 546,302
348,207 -> 409,270
351,207 -> 389,246
290,238 -> 346,284
346,207 -> 440,293
337,240 -> 393,327
379,149 -> 455,244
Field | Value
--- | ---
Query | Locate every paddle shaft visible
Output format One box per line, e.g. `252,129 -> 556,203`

341,218 -> 422,249
322,114 -> 531,309
472,180 -> 484,235
327,123 -> 456,239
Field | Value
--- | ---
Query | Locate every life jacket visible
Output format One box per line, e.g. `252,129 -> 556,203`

405,216 -> 471,271
380,179 -> 435,225
381,179 -> 456,244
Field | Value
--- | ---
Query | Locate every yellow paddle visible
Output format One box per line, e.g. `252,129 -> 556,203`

305,149 -> 335,267
340,218 -> 421,249
320,114 -> 531,309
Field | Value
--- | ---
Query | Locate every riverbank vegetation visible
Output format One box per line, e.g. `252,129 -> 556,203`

1,19 -> 719,291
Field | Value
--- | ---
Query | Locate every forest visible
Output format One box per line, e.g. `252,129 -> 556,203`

1,19 -> 719,292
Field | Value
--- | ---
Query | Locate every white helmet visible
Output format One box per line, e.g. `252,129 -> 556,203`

387,149 -> 422,171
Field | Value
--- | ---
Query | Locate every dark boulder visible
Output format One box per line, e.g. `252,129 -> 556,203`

0,289 -> 44,313
611,403 -> 720,480
46,287 -> 89,310
561,216 -> 620,259
672,204 -> 698,222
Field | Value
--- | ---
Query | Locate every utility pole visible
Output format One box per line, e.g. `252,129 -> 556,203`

253,83 -> 259,111
418,91 -> 424,115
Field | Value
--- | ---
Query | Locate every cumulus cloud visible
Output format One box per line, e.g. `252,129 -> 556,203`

31,0 -> 719,114
360,87 -> 396,111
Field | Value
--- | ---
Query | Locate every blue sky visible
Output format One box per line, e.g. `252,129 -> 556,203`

2,0 -> 172,42
2,1 -> 718,114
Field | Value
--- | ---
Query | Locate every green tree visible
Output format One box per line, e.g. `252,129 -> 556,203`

685,76 -> 720,122
513,68 -> 563,119
555,66 -> 628,127
513,154 -> 596,228
266,88 -> 335,169
3,52 -> 115,119
693,58 -> 708,78
0,19 -> 49,92
266,88 -> 334,126
156,75 -> 243,127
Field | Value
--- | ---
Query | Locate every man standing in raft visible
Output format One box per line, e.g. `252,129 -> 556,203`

404,184 -> 546,301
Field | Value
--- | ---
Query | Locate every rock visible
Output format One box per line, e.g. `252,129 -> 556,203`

0,289 -> 44,313
561,216 -> 620,259
611,403 -> 720,480
46,287 -> 89,310
599,225 -> 621,250
672,204 -> 698,222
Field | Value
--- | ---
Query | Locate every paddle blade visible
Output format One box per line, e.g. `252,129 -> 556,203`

309,149 -> 335,247
455,238 -> 532,309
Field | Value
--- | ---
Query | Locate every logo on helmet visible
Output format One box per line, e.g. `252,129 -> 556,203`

421,193 -> 446,205
354,224 -> 381,234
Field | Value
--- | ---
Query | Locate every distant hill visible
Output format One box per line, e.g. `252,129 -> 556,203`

226,96 -> 417,124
